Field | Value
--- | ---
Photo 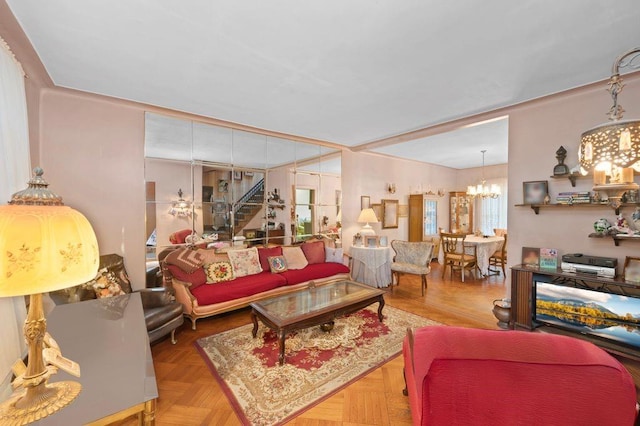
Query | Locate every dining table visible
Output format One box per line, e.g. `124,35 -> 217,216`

438,235 -> 504,277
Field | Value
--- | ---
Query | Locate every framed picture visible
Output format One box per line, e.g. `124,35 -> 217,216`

361,195 -> 370,210
523,180 -> 548,204
382,199 -> 399,229
371,203 -> 382,221
522,247 -> 540,268
365,236 -> 379,248
218,179 -> 229,193
233,171 -> 242,180
624,256 -> 640,283
202,185 -> 213,202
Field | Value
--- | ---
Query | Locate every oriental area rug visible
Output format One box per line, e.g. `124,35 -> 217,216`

195,305 -> 438,426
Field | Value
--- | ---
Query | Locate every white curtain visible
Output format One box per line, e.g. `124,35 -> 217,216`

0,36 -> 31,400
476,178 -> 508,236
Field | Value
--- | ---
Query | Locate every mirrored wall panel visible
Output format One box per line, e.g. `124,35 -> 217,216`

144,112 -> 342,261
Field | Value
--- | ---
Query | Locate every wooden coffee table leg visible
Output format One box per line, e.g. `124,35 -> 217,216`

278,329 -> 286,366
377,296 -> 385,322
251,309 -> 259,338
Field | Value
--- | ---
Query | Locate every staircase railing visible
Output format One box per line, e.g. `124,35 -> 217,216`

232,178 -> 265,222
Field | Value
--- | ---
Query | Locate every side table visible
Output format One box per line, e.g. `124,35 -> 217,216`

350,246 -> 393,288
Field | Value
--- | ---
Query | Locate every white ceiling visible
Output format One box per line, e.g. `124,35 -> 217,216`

7,1 -> 640,169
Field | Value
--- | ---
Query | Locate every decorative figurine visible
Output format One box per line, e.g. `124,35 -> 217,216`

593,218 -> 612,234
553,146 -> 570,176
633,207 -> 640,231
543,194 -> 551,204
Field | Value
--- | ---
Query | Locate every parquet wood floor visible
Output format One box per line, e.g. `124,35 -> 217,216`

113,262 -> 507,425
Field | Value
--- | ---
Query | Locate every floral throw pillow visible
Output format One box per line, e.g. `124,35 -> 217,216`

205,261 -> 235,283
267,256 -> 288,273
91,270 -> 126,298
227,247 -> 263,277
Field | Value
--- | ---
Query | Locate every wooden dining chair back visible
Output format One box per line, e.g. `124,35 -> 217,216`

489,233 -> 508,275
390,240 -> 434,296
494,228 -> 507,237
440,232 -> 478,282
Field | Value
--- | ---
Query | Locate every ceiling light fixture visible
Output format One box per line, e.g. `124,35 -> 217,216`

578,47 -> 640,209
467,150 -> 501,199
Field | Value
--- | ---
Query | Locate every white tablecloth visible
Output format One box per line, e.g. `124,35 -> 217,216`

350,246 -> 393,288
438,235 -> 504,276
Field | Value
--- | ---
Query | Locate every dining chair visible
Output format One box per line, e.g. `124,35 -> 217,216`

489,233 -> 508,275
440,232 -> 478,282
390,240 -> 434,296
493,228 -> 507,237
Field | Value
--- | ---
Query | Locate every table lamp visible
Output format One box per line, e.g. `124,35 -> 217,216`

357,208 -> 378,236
0,168 -> 99,425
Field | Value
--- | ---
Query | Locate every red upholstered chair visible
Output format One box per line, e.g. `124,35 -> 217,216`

169,228 -> 193,244
403,326 -> 637,426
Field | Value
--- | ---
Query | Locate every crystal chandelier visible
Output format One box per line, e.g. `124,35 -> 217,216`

578,47 -> 640,209
467,150 -> 501,199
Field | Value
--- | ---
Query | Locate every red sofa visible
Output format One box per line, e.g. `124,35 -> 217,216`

403,326 -> 637,426
159,240 -> 350,329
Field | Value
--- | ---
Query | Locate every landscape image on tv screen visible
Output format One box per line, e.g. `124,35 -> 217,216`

535,282 -> 640,349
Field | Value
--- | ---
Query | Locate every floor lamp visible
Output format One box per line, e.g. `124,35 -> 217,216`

0,168 -> 99,425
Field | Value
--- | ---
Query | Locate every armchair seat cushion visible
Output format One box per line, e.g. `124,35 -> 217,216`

391,262 -> 430,275
144,301 -> 184,332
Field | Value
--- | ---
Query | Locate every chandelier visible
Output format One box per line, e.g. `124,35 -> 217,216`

467,150 -> 501,199
578,47 -> 640,209
168,188 -> 192,217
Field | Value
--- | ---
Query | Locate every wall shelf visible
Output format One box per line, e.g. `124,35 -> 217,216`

549,172 -> 588,187
515,202 -> 639,215
588,232 -> 640,246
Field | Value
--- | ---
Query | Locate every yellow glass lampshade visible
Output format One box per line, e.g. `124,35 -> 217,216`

0,204 -> 99,297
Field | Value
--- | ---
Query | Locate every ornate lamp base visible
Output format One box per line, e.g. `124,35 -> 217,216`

0,380 -> 81,425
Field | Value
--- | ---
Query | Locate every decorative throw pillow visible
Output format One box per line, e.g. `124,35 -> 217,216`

227,247 -> 263,277
164,247 -> 204,273
301,240 -> 325,264
258,246 -> 283,272
282,246 -> 309,270
166,264 -> 206,289
205,261 -> 235,283
267,256 -> 288,273
91,270 -> 126,298
325,247 -> 344,263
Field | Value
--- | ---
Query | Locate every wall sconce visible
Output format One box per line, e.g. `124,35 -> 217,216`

387,183 -> 396,194
168,189 -> 192,217
578,47 -> 640,209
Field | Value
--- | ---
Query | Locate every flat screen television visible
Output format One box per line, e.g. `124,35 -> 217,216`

533,276 -> 640,351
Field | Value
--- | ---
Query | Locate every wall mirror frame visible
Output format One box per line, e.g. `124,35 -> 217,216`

144,112 -> 342,262
382,199 -> 399,229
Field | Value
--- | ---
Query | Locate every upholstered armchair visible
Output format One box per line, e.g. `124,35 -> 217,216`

403,326 -> 637,425
390,241 -> 434,296
50,254 -> 184,344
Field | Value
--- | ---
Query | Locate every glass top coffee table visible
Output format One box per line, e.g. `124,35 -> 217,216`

250,279 -> 386,365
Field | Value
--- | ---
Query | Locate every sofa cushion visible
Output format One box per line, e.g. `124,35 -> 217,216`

91,270 -> 126,298
258,246 -> 283,272
165,247 -> 204,273
268,255 -> 288,273
190,271 -> 286,305
169,229 -> 193,244
205,261 -> 235,283
280,262 -> 350,285
325,247 -> 344,263
282,246 -> 309,270
301,240 -> 325,264
227,247 -> 263,277
167,263 -> 206,289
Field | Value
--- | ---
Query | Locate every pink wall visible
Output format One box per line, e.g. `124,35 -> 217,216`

38,88 -> 147,286
506,74 -> 640,283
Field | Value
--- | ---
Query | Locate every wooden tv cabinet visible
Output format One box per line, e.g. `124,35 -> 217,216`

511,265 -> 640,406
